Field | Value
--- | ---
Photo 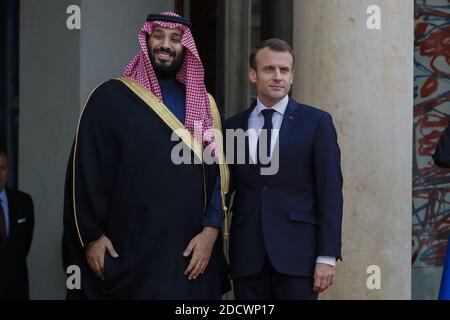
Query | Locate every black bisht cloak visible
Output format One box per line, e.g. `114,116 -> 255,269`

62,79 -> 230,299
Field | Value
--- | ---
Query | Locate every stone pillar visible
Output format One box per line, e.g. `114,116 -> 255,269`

292,0 -> 413,299
218,0 -> 251,118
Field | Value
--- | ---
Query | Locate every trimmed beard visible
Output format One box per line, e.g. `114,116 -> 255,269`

148,46 -> 185,79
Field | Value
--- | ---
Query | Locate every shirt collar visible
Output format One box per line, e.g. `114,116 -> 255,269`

256,95 -> 289,116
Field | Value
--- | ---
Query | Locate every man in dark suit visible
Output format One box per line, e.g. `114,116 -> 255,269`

0,151 -> 34,300
224,39 -> 343,300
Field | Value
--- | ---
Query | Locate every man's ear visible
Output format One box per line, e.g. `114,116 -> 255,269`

248,68 -> 257,84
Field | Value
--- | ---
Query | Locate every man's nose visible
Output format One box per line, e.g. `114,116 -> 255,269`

160,37 -> 171,50
273,69 -> 282,80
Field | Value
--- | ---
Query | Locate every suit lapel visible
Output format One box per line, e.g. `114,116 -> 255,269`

0,190 -> 5,247
4,189 -> 16,244
278,97 -> 301,146
240,100 -> 257,131
242,102 -> 259,172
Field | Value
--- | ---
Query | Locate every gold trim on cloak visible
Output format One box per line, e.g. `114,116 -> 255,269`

206,92 -> 230,239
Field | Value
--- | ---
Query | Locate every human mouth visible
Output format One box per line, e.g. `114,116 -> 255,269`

154,49 -> 175,61
156,52 -> 173,62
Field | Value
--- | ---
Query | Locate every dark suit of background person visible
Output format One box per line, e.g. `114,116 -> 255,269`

433,123 -> 450,168
224,39 -> 343,300
0,152 -> 34,300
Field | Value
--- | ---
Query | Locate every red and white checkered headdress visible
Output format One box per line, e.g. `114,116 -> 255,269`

124,11 -> 215,154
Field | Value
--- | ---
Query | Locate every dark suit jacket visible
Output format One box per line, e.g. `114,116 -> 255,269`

433,123 -> 450,168
0,188 -> 34,299
224,97 -> 343,279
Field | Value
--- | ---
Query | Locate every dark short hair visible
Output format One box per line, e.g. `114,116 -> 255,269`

250,38 -> 295,70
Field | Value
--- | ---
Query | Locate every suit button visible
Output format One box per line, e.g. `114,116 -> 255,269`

262,186 -> 268,191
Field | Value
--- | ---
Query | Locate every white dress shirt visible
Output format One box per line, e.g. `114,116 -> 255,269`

248,95 -> 336,267
248,96 -> 288,162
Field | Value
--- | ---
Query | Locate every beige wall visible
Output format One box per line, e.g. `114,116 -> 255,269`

293,0 -> 413,299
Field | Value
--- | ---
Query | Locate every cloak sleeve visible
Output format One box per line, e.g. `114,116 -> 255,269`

203,177 -> 224,228
71,83 -> 119,247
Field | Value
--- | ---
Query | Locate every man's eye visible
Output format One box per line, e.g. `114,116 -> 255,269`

172,38 -> 181,43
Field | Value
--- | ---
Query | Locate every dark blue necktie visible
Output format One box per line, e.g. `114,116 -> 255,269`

257,109 -> 275,165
